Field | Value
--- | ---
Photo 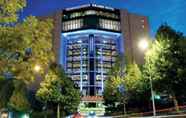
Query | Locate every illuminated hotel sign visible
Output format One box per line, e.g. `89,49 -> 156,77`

65,4 -> 115,11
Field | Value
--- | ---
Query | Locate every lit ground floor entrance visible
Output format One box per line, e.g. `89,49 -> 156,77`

78,96 -> 105,116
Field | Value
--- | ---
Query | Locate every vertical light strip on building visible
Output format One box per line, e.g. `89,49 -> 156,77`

80,42 -> 83,91
100,47 -> 104,93
89,34 -> 95,95
93,36 -> 96,96
90,35 -> 94,52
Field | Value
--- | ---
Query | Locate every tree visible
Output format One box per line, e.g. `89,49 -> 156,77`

0,79 -> 14,109
143,24 -> 186,112
60,77 -> 80,115
0,0 -> 26,23
122,63 -> 143,114
104,72 -> 123,113
0,16 -> 54,84
36,64 -> 80,117
0,0 -> 56,116
177,39 -> 186,95
124,63 -> 142,95
8,80 -> 30,112
103,56 -> 124,113
104,56 -> 143,114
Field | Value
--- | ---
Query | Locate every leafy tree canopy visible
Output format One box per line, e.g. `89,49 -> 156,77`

8,80 -> 30,112
0,16 -> 54,83
124,63 -> 142,93
0,79 -> 14,109
0,0 -> 26,23
104,56 -> 143,111
144,24 -> 186,94
143,24 -> 186,111
36,64 -> 80,115
36,64 -> 63,103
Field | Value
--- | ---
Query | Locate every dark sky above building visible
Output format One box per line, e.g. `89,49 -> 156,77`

22,0 -> 186,36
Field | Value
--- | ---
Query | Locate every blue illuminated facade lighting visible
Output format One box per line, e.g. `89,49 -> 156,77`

59,4 -> 125,100
60,29 -> 122,96
52,4 -> 149,115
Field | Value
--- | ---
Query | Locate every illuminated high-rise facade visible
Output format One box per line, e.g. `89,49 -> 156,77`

49,4 -> 149,115
60,5 -> 122,97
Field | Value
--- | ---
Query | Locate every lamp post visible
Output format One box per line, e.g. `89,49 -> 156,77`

138,39 -> 156,117
33,64 -> 48,118
150,76 -> 156,117
57,87 -> 62,118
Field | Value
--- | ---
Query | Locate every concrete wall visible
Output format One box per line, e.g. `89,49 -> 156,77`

52,11 -> 62,64
120,10 -> 150,65
37,11 -> 62,64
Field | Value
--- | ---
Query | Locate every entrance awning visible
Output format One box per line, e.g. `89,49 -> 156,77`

81,96 -> 103,102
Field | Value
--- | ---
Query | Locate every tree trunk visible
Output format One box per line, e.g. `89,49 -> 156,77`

124,103 -> 126,115
57,103 -> 60,118
123,99 -> 127,117
45,102 -> 47,118
172,95 -> 179,112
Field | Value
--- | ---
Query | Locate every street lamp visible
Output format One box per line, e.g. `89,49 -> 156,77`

33,64 -> 48,118
138,39 -> 156,117
138,38 -> 149,51
34,64 -> 41,72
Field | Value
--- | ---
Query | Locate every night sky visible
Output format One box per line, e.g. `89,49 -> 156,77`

22,0 -> 186,37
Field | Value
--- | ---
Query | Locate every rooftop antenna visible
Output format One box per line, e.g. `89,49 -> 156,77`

89,0 -> 96,5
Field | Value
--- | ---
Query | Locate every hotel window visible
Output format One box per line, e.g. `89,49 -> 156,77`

83,75 -> 88,80
73,51 -> 80,55
96,89 -> 102,96
67,62 -> 72,67
62,19 -> 83,31
142,25 -> 145,28
104,56 -> 112,61
96,75 -> 102,81
82,89 -> 87,96
112,51 -> 117,55
70,12 -> 82,18
82,62 -> 87,67
104,68 -> 110,72
99,19 -> 120,31
73,68 -> 80,72
85,10 -> 97,15
72,75 -> 80,80
97,11 -> 119,19
67,69 -> 72,73
102,45 -> 111,49
67,57 -> 72,61
111,45 -> 116,50
73,63 -> 80,68
68,50 -> 73,55
73,57 -> 80,61
97,68 -> 102,72
104,64 -> 111,68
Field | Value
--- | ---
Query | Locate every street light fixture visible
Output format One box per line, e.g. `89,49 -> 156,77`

138,38 -> 156,117
34,65 -> 41,72
138,38 -> 149,51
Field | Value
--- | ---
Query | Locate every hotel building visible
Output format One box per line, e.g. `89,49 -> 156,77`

46,4 -> 149,115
